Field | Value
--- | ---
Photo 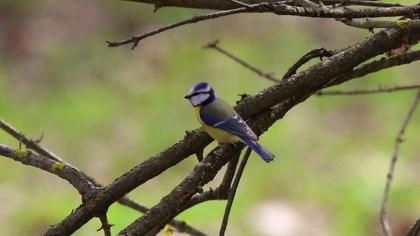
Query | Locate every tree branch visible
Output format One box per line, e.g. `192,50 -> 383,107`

119,98 -> 298,235
0,144 -> 93,196
326,49 -> 420,87
98,214 -> 113,236
107,3 -> 420,49
45,27 -> 418,236
0,119 -> 64,162
316,84 -> 420,96
282,47 -> 335,80
405,218 -> 420,236
219,147 -> 251,236
0,119 -> 206,235
125,0 -> 405,10
204,40 -> 280,83
118,197 -> 207,236
339,18 -> 420,31
380,90 -> 420,236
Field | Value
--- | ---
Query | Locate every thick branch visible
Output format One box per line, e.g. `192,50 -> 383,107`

0,119 -> 205,235
46,28 -> 418,236
117,198 -> 207,236
119,98 -> 297,235
326,49 -> 420,87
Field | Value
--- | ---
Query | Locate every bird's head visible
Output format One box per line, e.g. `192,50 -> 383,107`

184,82 -> 216,107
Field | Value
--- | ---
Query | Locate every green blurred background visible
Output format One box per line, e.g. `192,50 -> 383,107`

0,0 -> 419,235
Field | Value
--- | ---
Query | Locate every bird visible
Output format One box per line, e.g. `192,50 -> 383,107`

184,82 -> 274,162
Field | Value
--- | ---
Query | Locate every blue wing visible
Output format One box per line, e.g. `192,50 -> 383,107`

201,111 -> 258,141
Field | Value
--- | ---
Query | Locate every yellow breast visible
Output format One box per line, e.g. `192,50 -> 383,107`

194,106 -> 239,144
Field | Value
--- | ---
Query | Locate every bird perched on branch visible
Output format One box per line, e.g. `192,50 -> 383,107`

184,82 -> 274,162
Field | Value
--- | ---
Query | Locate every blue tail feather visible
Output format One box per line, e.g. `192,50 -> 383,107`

241,138 -> 275,163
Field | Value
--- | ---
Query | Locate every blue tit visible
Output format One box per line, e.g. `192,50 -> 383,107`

184,82 -> 274,162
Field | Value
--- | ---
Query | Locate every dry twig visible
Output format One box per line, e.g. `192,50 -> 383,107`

204,40 -> 280,83
283,47 -> 334,80
316,84 -> 420,96
380,90 -> 420,236
219,147 -> 251,236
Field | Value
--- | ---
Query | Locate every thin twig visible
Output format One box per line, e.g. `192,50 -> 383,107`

316,84 -> 420,96
380,90 -> 420,236
0,144 -> 93,196
98,214 -> 113,236
204,40 -> 280,83
0,119 -> 63,162
225,0 -> 252,8
219,147 -> 252,236
283,47 -> 334,80
107,7 -> 247,49
219,153 -> 240,193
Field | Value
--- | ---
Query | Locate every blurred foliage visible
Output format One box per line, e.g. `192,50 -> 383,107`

0,0 -> 419,235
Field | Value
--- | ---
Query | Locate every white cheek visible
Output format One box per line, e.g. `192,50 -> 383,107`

191,93 -> 210,106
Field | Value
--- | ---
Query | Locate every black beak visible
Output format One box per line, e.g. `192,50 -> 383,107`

184,94 -> 191,99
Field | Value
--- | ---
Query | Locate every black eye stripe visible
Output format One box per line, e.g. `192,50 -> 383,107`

191,91 -> 210,96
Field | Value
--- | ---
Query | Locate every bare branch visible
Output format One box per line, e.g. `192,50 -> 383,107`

327,49 -> 420,87
339,18 -> 420,30
204,40 -> 280,83
219,147 -> 251,236
283,47 -> 335,80
46,28 -> 419,236
98,215 -> 113,236
225,0 -> 252,8
107,4 -> 420,49
118,198 -> 207,236
0,119 -> 206,235
326,0 -> 403,8
118,144 -> 245,236
125,0 -> 404,10
405,218 -> 420,236
107,8 -> 246,49
380,90 -> 420,236
0,119 -> 63,162
219,153 -> 240,193
0,144 -> 93,196
119,100 -> 296,235
316,84 -> 420,96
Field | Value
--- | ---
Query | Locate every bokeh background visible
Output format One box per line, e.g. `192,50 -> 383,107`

0,0 -> 419,235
